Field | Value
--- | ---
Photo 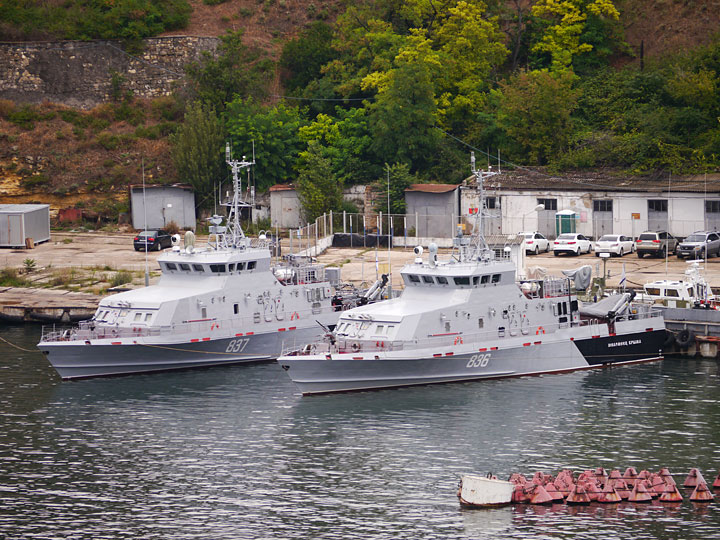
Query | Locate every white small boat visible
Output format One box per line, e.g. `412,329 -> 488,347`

458,474 -> 514,508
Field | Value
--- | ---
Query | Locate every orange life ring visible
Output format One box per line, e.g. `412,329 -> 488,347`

454,336 -> 464,345
536,326 -> 545,335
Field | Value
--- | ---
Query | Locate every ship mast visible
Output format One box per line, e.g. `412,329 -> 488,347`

465,151 -> 499,261
212,143 -> 255,250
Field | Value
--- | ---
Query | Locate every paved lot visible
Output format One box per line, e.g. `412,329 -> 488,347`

2,231 -> 719,292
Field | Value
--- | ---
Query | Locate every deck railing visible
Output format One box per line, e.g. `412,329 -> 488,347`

282,305 -> 663,356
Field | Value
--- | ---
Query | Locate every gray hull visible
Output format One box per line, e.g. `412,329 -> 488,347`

40,326 -> 325,380
279,323 -> 665,394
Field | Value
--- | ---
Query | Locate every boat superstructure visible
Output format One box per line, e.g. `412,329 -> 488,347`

277,155 -> 665,395
39,147 -> 378,380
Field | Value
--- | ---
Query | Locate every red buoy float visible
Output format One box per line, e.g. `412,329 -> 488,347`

684,468 -> 705,488
529,484 -> 554,505
690,481 -> 714,503
628,482 -> 653,503
713,471 -> 720,490
597,482 -> 622,504
566,484 -> 591,505
623,467 -> 639,487
658,483 -> 684,503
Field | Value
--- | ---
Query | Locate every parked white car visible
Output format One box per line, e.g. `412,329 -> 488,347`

594,234 -> 635,257
553,233 -> 592,256
519,231 -> 550,255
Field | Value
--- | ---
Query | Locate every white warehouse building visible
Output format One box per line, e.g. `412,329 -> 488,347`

460,170 -> 720,240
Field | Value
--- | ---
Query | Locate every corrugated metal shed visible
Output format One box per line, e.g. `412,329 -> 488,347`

0,204 -> 51,248
129,184 -> 196,230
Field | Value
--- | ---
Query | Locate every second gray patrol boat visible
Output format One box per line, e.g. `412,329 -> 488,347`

277,155 -> 666,394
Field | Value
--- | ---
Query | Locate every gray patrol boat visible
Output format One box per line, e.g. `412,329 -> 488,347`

277,155 -> 666,394
39,147 -> 382,379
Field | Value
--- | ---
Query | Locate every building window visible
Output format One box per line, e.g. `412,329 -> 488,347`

537,198 -> 557,211
486,197 -> 499,209
648,200 -> 668,212
706,201 -> 720,213
593,200 -> 613,212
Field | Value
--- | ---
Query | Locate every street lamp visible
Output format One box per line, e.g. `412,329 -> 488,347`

522,204 -> 545,232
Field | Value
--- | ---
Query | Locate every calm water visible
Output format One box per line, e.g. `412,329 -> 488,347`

2,324 -> 720,539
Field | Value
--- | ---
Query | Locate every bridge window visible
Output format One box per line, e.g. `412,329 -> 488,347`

408,274 -> 421,283
237,262 -> 246,271
422,275 -> 434,284
473,276 -> 480,285
228,263 -> 236,272
481,275 -> 489,284
193,264 -> 204,272
179,263 -> 190,271
491,274 -> 501,283
165,262 -> 177,271
454,277 -> 470,286
248,261 -> 257,270
209,264 -> 226,273
437,276 -> 448,284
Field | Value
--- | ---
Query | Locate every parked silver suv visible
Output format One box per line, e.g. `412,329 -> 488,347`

676,231 -> 720,259
636,230 -> 678,259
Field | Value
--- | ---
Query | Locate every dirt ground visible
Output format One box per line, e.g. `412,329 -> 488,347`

2,231 -> 719,295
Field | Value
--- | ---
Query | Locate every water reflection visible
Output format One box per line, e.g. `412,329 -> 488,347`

1,325 -> 720,539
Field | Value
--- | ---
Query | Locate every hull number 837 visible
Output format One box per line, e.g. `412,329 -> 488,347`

466,353 -> 491,368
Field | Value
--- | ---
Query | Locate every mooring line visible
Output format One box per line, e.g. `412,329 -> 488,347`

0,335 -> 42,353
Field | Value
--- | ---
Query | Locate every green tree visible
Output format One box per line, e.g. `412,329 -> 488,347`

298,107 -> 380,185
280,21 -> 336,93
373,163 -> 417,214
169,101 -> 225,210
497,69 -> 581,164
184,30 -> 274,111
531,0 -> 619,72
224,99 -> 309,191
368,60 -> 441,170
296,141 -> 344,223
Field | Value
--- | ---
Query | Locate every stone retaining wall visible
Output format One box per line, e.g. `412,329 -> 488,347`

0,36 -> 219,109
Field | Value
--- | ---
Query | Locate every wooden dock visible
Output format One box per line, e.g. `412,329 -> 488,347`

0,287 -> 99,323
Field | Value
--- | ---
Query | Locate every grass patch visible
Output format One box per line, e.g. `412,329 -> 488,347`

0,268 -> 29,287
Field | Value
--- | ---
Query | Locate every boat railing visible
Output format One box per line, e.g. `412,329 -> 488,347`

284,305 -> 664,356
40,302 -> 347,343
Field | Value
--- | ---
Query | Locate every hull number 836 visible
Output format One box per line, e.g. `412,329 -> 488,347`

466,353 -> 491,368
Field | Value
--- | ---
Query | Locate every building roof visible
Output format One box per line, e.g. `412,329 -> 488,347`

0,204 -> 49,213
405,183 -> 459,194
464,168 -> 720,194
269,184 -> 296,192
129,183 -> 194,191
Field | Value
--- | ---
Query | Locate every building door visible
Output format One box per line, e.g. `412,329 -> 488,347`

483,196 -> 502,236
648,199 -> 668,231
593,200 -> 613,238
706,200 -> 720,231
537,198 -> 557,239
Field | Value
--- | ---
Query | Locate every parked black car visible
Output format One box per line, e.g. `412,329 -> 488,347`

676,231 -> 720,259
133,230 -> 173,251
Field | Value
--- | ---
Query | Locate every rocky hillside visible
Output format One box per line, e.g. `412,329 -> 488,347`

1,0 -> 718,221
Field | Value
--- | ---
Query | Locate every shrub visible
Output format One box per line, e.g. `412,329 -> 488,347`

20,174 -> 51,190
96,132 -> 120,150
110,270 -> 133,288
8,105 -> 39,130
164,220 -> 180,235
0,268 -> 28,287
0,99 -> 15,118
